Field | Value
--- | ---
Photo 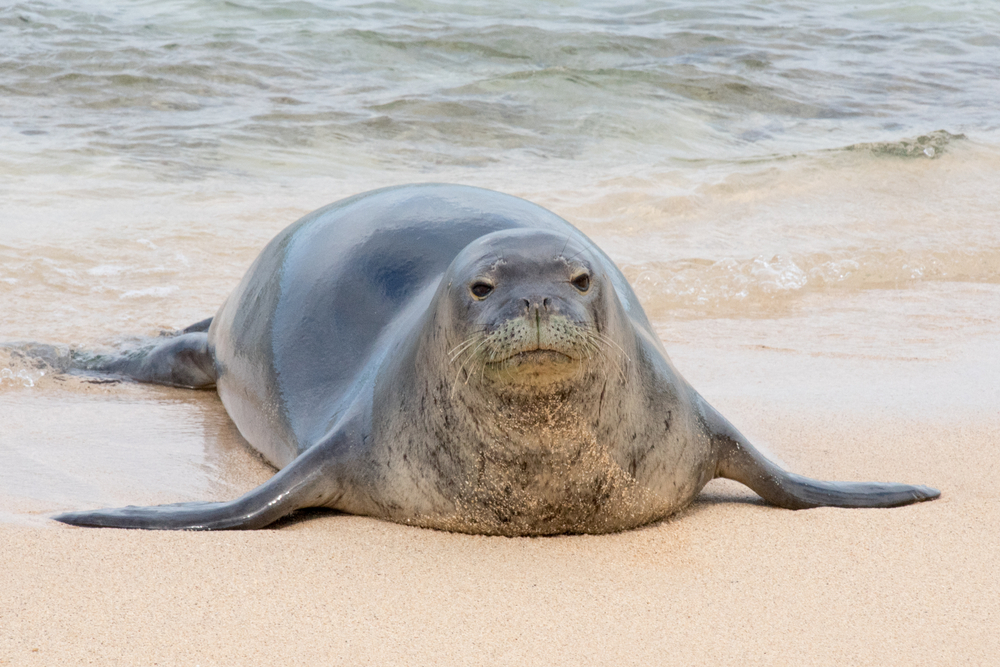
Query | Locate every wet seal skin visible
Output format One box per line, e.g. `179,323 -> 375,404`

51,184 -> 940,533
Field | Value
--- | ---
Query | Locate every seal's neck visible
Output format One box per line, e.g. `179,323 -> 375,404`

441,371 -> 611,459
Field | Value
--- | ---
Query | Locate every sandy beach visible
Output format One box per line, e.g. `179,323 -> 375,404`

2,284 -> 996,666
3,2 -> 999,663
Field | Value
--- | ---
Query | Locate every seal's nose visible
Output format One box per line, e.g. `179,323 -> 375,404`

521,297 -> 551,314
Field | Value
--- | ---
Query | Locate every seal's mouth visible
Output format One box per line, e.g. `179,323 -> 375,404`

453,315 -> 593,388
488,348 -> 576,367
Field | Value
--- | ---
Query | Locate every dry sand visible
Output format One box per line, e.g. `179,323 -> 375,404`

1,295 -> 997,666
1,413 -> 994,666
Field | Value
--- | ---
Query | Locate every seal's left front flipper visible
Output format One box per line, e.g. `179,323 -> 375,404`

53,430 -> 351,530
699,398 -> 940,509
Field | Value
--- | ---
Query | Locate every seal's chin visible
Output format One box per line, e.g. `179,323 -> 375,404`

486,348 -> 581,386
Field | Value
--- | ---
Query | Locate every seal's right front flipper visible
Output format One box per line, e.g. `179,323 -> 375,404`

700,399 -> 940,509
53,432 -> 349,530
54,500 -> 273,530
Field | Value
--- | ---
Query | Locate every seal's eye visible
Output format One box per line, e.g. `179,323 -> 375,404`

571,273 -> 591,293
470,281 -> 494,299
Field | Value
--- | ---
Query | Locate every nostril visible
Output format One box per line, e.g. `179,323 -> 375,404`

542,297 -> 550,310
521,298 -> 530,311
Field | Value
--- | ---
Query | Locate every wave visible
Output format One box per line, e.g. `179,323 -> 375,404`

623,246 -> 1000,317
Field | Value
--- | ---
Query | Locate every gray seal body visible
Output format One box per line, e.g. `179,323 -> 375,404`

53,184 -> 939,533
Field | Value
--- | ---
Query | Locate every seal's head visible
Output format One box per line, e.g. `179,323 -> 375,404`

440,229 -> 623,393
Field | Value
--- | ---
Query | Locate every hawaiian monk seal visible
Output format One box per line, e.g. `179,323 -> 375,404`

53,184 -> 940,533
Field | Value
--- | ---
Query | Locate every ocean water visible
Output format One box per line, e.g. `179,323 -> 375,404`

1,0 -> 998,523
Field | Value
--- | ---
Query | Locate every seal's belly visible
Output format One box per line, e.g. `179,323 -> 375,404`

443,455 -> 676,536
360,340 -> 713,536
366,434 -> 690,536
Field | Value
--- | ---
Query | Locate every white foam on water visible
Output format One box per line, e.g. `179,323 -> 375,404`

119,285 -> 180,300
86,264 -> 133,276
0,368 -> 44,388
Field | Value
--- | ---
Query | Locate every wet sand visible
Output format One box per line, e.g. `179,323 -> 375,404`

1,285 -> 996,665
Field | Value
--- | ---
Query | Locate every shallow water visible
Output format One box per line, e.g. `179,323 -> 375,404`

1,0 -> 998,524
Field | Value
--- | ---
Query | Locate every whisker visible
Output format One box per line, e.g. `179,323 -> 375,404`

450,333 -> 494,397
448,339 -> 479,361
464,337 -> 494,386
581,330 -> 629,382
591,331 -> 630,360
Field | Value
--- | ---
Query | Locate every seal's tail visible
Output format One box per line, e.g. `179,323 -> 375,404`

700,399 -> 940,509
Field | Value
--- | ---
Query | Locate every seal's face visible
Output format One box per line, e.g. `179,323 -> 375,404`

443,229 -> 616,392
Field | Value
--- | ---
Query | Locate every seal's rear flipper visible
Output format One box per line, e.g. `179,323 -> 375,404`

74,332 -> 217,389
701,400 -> 940,509
53,437 -> 345,530
182,317 -> 213,334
